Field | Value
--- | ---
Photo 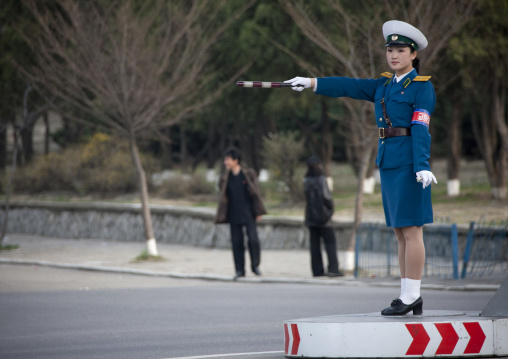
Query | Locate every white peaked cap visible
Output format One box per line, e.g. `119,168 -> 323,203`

382,20 -> 428,51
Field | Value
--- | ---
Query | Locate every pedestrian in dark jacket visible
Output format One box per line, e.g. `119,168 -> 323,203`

214,147 -> 267,279
304,156 -> 343,277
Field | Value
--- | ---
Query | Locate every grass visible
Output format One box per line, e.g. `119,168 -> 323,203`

132,250 -> 165,262
3,159 -> 507,225
257,159 -> 508,224
0,244 -> 20,251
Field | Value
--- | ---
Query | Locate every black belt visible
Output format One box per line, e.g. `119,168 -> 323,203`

379,97 -> 411,138
379,127 -> 411,139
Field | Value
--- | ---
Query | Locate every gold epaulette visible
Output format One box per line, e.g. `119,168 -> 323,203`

380,72 -> 393,78
413,76 -> 431,81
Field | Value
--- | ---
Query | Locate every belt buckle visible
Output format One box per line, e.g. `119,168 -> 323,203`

379,128 -> 385,139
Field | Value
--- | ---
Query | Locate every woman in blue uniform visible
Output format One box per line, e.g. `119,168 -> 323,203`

284,20 -> 437,316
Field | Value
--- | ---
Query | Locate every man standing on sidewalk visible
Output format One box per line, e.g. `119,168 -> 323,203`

215,147 -> 267,279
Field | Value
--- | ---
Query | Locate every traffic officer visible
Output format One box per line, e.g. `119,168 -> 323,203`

284,20 -> 437,316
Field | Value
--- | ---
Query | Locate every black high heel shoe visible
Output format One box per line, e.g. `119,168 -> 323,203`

381,297 -> 423,316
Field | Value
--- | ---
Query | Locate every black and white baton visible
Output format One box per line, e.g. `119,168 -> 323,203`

236,81 -> 303,88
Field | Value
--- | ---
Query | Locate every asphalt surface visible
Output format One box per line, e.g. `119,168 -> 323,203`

0,265 -> 499,359
1,233 -> 507,359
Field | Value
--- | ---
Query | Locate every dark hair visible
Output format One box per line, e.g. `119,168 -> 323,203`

410,47 -> 420,74
305,156 -> 323,177
223,146 -> 242,163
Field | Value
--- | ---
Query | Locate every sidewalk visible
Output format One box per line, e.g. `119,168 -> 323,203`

0,233 -> 505,291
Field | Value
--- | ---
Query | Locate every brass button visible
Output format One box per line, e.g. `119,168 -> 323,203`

382,141 -> 384,144
379,118 -> 383,122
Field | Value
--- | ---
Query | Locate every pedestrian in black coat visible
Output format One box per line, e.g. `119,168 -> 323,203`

304,157 -> 343,277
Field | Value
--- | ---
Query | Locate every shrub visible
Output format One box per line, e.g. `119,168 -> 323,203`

261,131 -> 306,204
78,133 -> 138,193
12,133 -> 159,195
12,148 -> 82,193
156,172 -> 215,199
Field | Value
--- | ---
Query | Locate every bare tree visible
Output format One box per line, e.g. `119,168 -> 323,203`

447,88 -> 463,196
449,0 -> 508,200
471,76 -> 508,199
18,0 -> 254,255
1,84 -> 49,245
1,120 -> 21,247
0,121 -> 7,171
19,84 -> 50,166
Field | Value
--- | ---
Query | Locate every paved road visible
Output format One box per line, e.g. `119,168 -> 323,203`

0,264 -> 497,359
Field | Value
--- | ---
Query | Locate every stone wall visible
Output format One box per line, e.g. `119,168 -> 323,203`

1,201 -> 354,250
2,201 -> 476,252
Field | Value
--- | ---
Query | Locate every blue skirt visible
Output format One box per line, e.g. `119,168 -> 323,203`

380,165 -> 433,228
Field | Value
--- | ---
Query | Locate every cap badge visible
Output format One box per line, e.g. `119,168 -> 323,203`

391,34 -> 398,41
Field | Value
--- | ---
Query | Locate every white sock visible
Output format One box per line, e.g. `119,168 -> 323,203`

399,278 -> 406,299
400,278 -> 421,305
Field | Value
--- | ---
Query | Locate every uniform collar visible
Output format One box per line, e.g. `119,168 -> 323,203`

394,69 -> 414,83
392,68 -> 418,89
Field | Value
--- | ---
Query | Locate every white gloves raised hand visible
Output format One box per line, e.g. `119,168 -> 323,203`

284,77 -> 311,92
416,170 -> 437,189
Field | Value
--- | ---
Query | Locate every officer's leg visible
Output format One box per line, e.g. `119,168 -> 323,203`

401,226 -> 425,279
399,226 -> 425,305
230,224 -> 245,274
393,227 -> 406,278
394,227 -> 407,299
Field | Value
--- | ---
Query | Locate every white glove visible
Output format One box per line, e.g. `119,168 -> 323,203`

416,170 -> 437,189
284,77 -> 311,92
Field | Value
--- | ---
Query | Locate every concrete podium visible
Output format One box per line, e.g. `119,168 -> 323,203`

284,276 -> 508,358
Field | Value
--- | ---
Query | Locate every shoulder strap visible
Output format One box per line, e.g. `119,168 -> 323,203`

413,75 -> 432,81
381,72 -> 393,86
381,98 -> 392,128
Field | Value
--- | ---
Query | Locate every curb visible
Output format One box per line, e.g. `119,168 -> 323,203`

0,259 -> 500,291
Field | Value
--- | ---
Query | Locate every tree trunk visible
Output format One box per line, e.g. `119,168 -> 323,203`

342,100 -> 373,178
43,112 -> 50,155
20,124 -> 34,165
178,124 -> 186,172
20,110 -> 49,164
363,151 -> 378,194
447,94 -> 462,197
344,135 -> 376,272
1,125 -> 20,246
491,77 -> 507,199
20,84 -> 31,165
0,121 -> 6,171
128,130 -> 158,256
61,117 -> 85,148
471,78 -> 508,200
13,126 -> 24,167
159,127 -> 173,170
206,121 -> 217,170
320,99 -> 333,176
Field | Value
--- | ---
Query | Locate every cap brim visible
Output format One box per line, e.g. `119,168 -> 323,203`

382,20 -> 428,50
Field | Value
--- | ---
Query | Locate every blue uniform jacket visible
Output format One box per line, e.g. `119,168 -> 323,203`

315,69 -> 435,173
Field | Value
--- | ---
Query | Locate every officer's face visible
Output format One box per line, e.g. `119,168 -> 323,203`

386,46 -> 417,75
